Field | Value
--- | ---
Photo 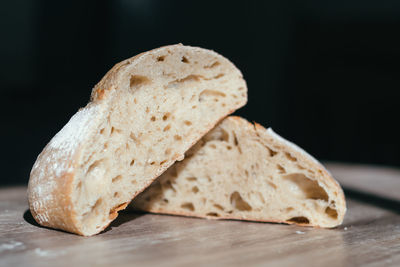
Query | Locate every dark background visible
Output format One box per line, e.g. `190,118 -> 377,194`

1,0 -> 400,186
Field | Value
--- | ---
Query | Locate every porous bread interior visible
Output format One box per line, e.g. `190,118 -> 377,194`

132,117 -> 345,228
71,48 -> 247,235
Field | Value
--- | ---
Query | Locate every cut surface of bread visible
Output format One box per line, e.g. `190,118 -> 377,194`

131,116 -> 346,228
28,44 -> 247,236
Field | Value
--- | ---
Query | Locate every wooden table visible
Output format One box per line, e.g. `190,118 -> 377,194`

1,163 -> 399,267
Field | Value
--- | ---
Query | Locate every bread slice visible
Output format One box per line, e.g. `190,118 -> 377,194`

131,116 -> 346,228
27,44 -> 247,236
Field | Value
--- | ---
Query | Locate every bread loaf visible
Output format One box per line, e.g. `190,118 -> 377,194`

28,44 -> 247,236
132,116 -> 346,228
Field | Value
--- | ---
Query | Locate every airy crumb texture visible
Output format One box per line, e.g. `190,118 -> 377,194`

132,116 -> 346,228
28,44 -> 247,236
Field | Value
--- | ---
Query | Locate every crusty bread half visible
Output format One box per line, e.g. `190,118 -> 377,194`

131,116 -> 346,228
28,44 -> 247,236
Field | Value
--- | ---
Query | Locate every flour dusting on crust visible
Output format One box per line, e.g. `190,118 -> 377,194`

30,104 -> 101,224
50,104 -> 100,155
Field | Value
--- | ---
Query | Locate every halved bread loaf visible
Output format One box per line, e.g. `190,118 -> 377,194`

27,44 -> 247,236
131,116 -> 346,228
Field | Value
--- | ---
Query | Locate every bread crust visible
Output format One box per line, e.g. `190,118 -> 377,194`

28,44 -> 247,235
133,116 -> 346,228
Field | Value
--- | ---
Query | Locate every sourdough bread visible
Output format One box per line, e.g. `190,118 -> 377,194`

28,44 -> 247,236
132,116 -> 346,228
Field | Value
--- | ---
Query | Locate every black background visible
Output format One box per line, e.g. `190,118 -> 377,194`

1,0 -> 400,186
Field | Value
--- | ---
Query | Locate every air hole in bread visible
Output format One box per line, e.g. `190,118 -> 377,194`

130,159 -> 135,166
213,204 -> 224,211
325,207 -> 338,219
267,181 -> 277,190
184,120 -> 192,126
204,61 -> 220,69
163,124 -> 171,132
205,127 -> 229,143
157,55 -> 165,62
164,180 -> 176,192
112,175 -> 122,183
283,173 -> 329,201
90,198 -> 102,214
162,112 -> 171,121
206,212 -> 219,217
230,191 -> 252,211
181,56 -> 189,63
287,216 -> 310,224
131,180 -> 137,184
110,127 -> 115,135
238,87 -> 245,91
285,152 -> 297,162
192,105 -> 197,109
174,135 -> 182,141
186,177 -> 197,181
267,147 -> 277,157
233,133 -> 239,146
129,132 -> 138,143
192,186 -> 199,193
76,181 -> 82,189
226,145 -> 232,150
181,202 -> 195,211
210,144 -> 216,149
130,75 -> 151,88
149,161 -> 156,165
150,116 -> 156,121
213,73 -> 225,79
165,148 -> 172,155
245,170 -> 249,177
199,89 -> 226,102
277,164 -> 286,174
100,128 -> 105,135
114,192 -> 120,198
257,192 -> 266,204
160,160 -> 167,165
163,198 -> 169,203
170,75 -> 201,86
286,207 -> 294,212
86,159 -> 104,174
297,164 -> 305,170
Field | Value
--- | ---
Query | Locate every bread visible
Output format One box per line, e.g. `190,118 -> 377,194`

27,44 -> 247,236
131,116 -> 346,228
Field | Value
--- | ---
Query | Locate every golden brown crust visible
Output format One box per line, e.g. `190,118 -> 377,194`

141,208 -> 318,228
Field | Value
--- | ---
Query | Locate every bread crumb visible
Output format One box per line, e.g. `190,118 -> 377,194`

35,248 -> 66,257
344,227 -> 348,231
295,231 -> 305,234
0,241 -> 24,252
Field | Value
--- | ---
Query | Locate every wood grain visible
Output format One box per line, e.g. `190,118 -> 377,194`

1,163 -> 400,267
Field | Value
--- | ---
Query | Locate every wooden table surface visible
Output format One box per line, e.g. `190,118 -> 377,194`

1,163 -> 400,267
